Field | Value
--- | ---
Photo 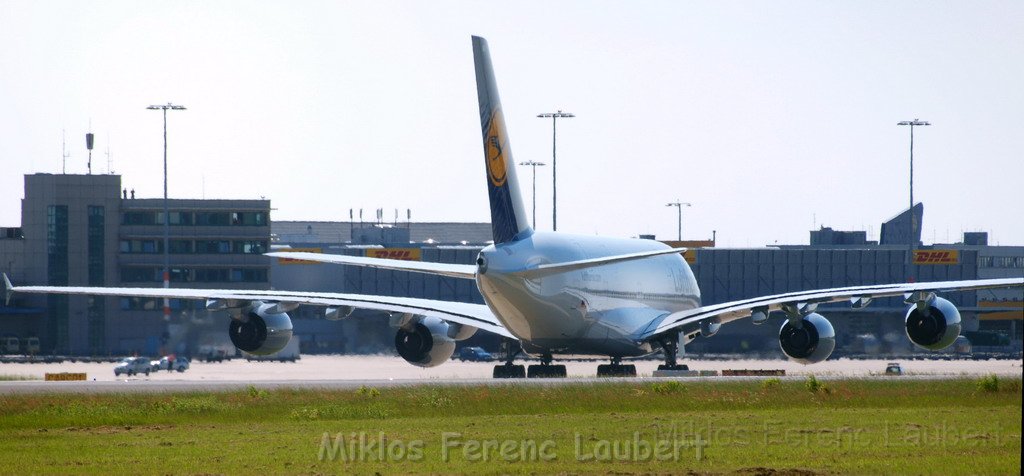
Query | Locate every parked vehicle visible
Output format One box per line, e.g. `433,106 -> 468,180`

457,346 -> 494,362
2,336 -> 19,354
884,362 -> 903,376
150,356 -> 190,373
114,357 -> 152,376
24,337 -> 40,355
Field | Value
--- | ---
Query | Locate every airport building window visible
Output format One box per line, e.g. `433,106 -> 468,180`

196,212 -> 231,226
980,256 -> 1024,268
121,267 -> 159,282
121,239 -> 263,254
119,266 -> 268,283
88,206 -> 105,285
47,205 -> 69,285
195,240 -> 231,254
120,297 -> 198,311
47,205 -> 70,354
123,210 -> 267,227
122,211 -> 160,226
169,240 -> 193,254
169,211 -> 193,225
232,240 -> 267,254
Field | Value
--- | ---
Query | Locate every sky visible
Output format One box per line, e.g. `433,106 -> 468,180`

1,1 -> 1022,247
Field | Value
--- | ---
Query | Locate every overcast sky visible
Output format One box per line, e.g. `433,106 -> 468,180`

1,1 -> 1021,247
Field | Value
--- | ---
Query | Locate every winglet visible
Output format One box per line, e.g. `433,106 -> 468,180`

2,273 -> 13,306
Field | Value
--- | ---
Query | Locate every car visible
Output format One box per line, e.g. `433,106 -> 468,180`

884,362 -> 903,376
114,357 -> 152,376
150,356 -> 190,372
457,346 -> 494,362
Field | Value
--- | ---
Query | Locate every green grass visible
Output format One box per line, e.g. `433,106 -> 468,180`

0,378 -> 1019,474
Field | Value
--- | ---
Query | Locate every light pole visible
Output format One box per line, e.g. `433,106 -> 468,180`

147,103 -> 186,321
518,161 -> 546,228
537,110 -> 574,231
897,118 -> 930,282
665,201 -> 692,241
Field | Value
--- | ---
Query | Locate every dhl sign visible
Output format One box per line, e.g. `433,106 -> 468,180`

682,249 -> 697,264
45,373 -> 86,381
276,248 -> 323,265
365,248 -> 421,261
913,249 -> 960,265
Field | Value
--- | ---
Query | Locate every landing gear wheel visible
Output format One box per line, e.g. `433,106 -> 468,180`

493,364 -> 526,379
657,364 -> 689,371
527,364 -> 567,378
596,364 -> 637,377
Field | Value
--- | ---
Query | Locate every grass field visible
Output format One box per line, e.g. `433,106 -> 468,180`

0,377 -> 1020,475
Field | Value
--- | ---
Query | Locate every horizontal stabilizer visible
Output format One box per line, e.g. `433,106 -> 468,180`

510,248 -> 687,279
265,252 -> 477,280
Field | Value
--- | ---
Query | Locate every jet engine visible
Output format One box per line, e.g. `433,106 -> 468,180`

904,296 -> 961,350
228,302 -> 294,356
778,313 -> 836,364
394,316 -> 475,367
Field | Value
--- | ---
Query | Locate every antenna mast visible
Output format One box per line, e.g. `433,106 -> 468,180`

61,129 -> 70,174
105,134 -> 113,174
86,121 -> 94,175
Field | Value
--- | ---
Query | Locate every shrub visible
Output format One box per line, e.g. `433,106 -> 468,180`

651,381 -> 684,395
356,386 -> 380,399
976,375 -> 999,393
761,378 -> 781,390
805,375 -> 830,394
247,385 -> 269,399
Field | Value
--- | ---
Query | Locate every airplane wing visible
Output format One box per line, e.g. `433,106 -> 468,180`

640,277 -> 1024,339
2,274 -> 513,339
265,252 -> 477,280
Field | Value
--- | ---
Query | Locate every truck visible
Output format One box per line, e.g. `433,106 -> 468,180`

244,336 -> 300,362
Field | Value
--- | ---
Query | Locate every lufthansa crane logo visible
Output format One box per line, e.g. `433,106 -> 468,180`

486,109 -> 508,187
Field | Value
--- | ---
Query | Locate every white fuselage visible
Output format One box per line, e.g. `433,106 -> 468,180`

475,231 -> 701,357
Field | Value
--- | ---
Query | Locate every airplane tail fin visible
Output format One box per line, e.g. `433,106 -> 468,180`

473,36 -> 532,244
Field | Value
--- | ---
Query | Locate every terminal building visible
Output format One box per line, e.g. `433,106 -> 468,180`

2,173 -> 1021,357
1,174 -> 270,356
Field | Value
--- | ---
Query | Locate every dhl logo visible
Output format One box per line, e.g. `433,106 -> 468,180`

365,248 -> 422,261
276,248 -> 323,265
913,250 -> 959,265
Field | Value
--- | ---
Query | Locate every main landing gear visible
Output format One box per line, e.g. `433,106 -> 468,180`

656,332 -> 689,372
492,341 -> 567,378
493,339 -> 525,378
596,356 -> 637,377
527,354 -> 566,378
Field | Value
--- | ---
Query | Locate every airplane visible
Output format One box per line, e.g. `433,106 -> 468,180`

3,36 -> 1022,378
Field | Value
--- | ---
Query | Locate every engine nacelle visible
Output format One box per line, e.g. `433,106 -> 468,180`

779,313 -> 836,365
228,302 -> 294,355
905,296 -> 961,350
394,316 -> 456,368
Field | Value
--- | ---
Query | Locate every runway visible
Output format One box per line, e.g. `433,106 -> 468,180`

1,355 -> 1020,394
